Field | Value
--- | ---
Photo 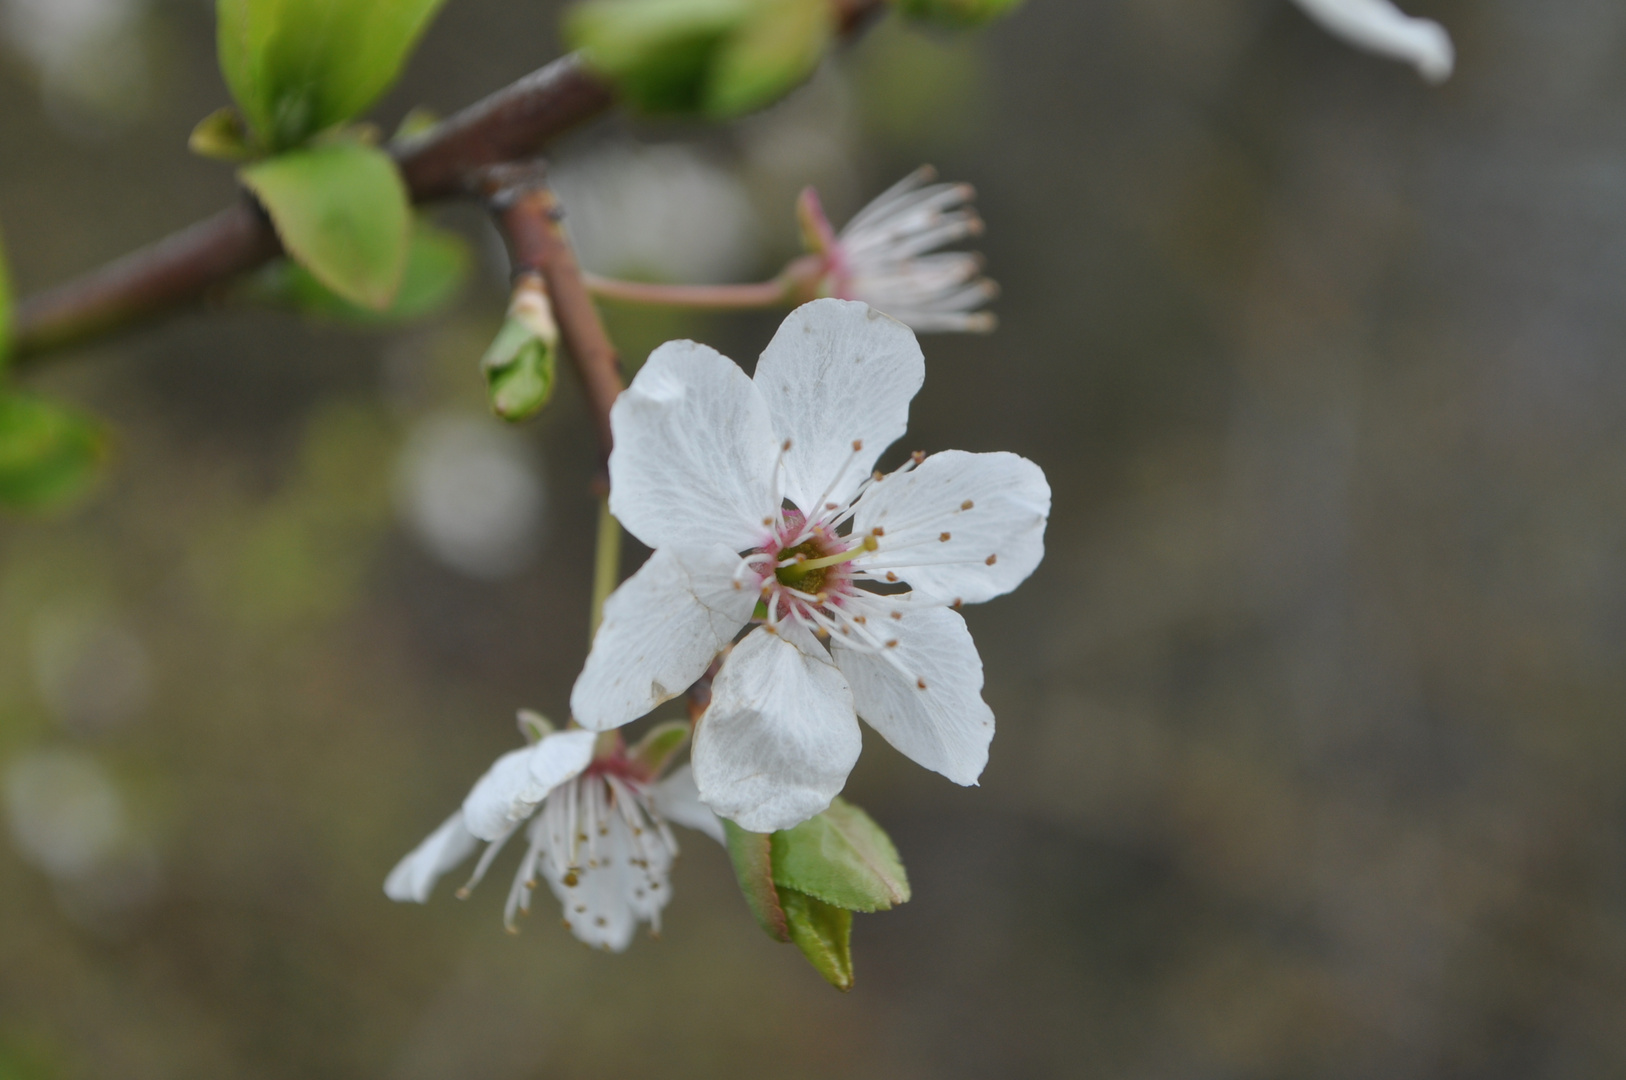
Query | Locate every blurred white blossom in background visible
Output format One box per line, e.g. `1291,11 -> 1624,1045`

1290,0 -> 1454,82
5,747 -> 125,879
551,142 -> 761,283
0,0 -> 152,132
394,412 -> 546,580
31,606 -> 152,736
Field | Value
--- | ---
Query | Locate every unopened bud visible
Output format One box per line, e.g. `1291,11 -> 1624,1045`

481,274 -> 558,422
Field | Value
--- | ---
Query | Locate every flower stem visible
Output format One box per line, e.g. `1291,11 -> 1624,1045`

590,494 -> 620,638
584,273 -> 795,311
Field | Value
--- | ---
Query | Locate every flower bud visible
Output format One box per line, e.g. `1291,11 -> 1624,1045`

481,275 -> 558,423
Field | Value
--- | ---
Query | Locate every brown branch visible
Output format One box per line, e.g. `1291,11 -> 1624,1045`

10,2 -> 889,362
484,165 -> 622,463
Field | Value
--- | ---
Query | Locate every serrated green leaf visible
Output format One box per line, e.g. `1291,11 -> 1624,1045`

723,818 -> 789,941
0,395 -> 107,511
781,888 -> 853,991
241,141 -> 411,311
705,0 -> 830,118
217,0 -> 449,149
190,106 -> 257,161
249,218 -> 467,322
770,796 -> 911,913
895,0 -> 1024,28
628,720 -> 690,778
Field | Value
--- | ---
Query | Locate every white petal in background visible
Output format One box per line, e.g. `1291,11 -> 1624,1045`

384,812 -> 479,904
651,764 -> 725,845
395,412 -> 546,580
4,747 -> 125,879
1291,0 -> 1454,83
570,545 -> 758,731
831,600 -> 995,786
608,341 -> 782,552
753,300 -> 924,514
854,449 -> 1051,605
694,623 -> 861,832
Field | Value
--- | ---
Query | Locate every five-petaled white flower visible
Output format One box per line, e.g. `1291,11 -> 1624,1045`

570,299 -> 1050,833
385,716 -> 721,951
1290,0 -> 1454,83
798,167 -> 998,334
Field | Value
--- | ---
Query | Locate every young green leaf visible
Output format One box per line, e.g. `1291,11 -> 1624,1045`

247,218 -> 468,322
217,0 -> 450,149
781,888 -> 854,991
723,819 -> 790,941
0,395 -> 107,511
769,796 -> 911,912
705,0 -> 830,118
241,141 -> 411,311
189,106 -> 258,161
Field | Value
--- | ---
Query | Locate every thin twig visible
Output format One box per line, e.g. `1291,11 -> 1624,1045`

11,2 -> 889,361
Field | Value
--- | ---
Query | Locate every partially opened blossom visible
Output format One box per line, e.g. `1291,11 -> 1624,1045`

799,168 -> 997,334
1290,0 -> 1454,83
571,299 -> 1050,832
385,717 -> 721,951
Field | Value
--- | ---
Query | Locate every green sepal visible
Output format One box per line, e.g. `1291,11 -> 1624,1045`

482,322 -> 555,423
240,139 -> 411,311
723,819 -> 790,942
245,218 -> 468,322
770,796 -> 911,912
781,888 -> 854,991
189,106 -> 258,161
628,720 -> 690,778
0,395 -> 107,511
217,0 -> 450,150
516,709 -> 555,743
894,0 -> 1024,28
567,0 -> 832,118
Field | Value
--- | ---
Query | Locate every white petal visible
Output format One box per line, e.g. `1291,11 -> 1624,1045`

571,545 -> 757,731
651,764 -> 724,845
384,811 -> 479,903
462,747 -> 553,841
542,787 -> 669,952
1292,0 -> 1454,83
830,600 -> 993,786
753,299 -> 924,515
693,622 -> 861,832
852,450 -> 1050,605
529,728 -> 597,789
608,339 -> 781,551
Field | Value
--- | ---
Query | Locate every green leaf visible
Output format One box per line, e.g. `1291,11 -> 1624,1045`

770,796 -> 911,913
723,819 -> 789,941
0,219 -> 12,368
241,141 -> 411,311
628,720 -> 690,778
568,0 -> 830,117
895,0 -> 1025,28
483,330 -> 555,423
0,395 -> 107,511
705,0 -> 830,118
217,0 -> 450,149
189,106 -> 258,161
249,218 -> 467,322
781,888 -> 853,991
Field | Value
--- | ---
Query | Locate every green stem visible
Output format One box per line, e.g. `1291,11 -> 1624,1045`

590,494 -> 620,638
584,273 -> 794,311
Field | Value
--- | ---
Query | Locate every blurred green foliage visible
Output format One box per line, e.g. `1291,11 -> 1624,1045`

246,219 -> 470,324
216,0 -> 449,150
895,0 -> 1024,29
0,397 -> 106,513
240,141 -> 413,312
0,222 -> 11,368
568,0 -> 832,118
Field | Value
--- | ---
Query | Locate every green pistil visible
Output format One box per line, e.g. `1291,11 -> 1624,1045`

774,534 -> 878,589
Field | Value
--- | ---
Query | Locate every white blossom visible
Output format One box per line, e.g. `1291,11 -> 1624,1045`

571,299 -> 1050,832
800,168 -> 997,334
1291,0 -> 1454,83
385,722 -> 721,952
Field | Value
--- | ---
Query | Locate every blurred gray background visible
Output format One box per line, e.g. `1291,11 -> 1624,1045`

6,1 -> 1626,1077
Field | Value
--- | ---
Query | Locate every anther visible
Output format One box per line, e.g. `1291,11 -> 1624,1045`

873,470 -> 884,481
854,615 -> 867,624
825,502 -> 839,510
852,439 -> 864,451
873,526 -> 885,537
886,640 -> 899,648
886,571 -> 899,582
985,554 -> 998,565
916,678 -> 927,690
782,439 -> 793,451
940,532 -> 951,542
911,450 -> 925,463
951,599 -> 964,610
891,610 -> 903,620
961,500 -> 974,510
763,516 -> 773,526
